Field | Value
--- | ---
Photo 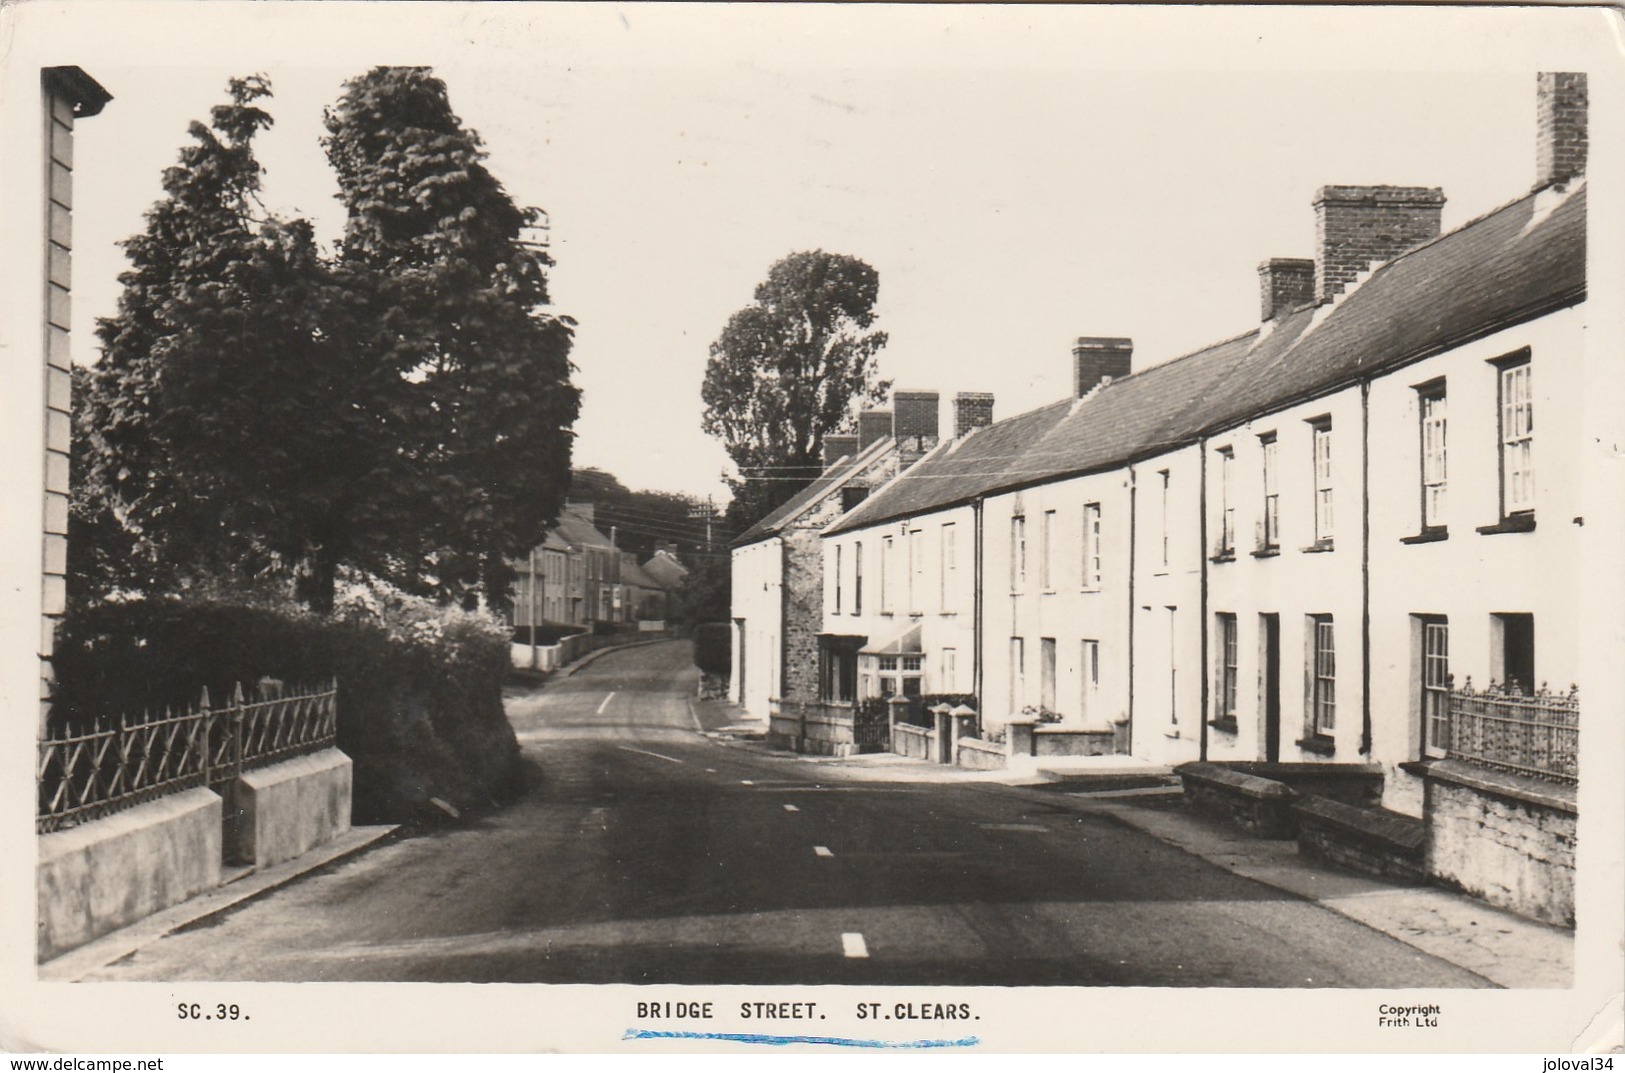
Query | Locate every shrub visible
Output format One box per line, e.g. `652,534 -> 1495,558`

50,587 -> 524,825
692,622 -> 731,677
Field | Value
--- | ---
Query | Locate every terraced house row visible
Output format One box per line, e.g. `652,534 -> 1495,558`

730,72 -> 1590,925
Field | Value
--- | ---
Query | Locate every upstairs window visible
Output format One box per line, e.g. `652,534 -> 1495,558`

880,535 -> 894,613
1158,470 -> 1171,568
1260,433 -> 1280,550
1081,503 -> 1102,590
834,544 -> 843,615
939,522 -> 956,611
1311,419 -> 1333,543
1010,514 -> 1026,592
1419,385 -> 1448,529
1041,510 -> 1056,590
853,541 -> 863,614
1217,448 -> 1235,555
1499,358 -> 1534,515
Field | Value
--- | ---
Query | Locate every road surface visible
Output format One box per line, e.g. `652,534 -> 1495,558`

82,640 -> 1489,987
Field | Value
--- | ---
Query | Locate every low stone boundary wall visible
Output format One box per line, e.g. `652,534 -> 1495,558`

1224,761 -> 1384,808
892,722 -> 934,761
1293,795 -> 1425,883
1176,761 -> 1297,837
510,642 -> 562,672
237,748 -> 353,871
954,736 -> 1006,770
1423,760 -> 1576,927
1033,725 -> 1117,757
37,787 -> 223,962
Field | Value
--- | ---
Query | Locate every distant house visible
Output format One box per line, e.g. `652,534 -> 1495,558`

509,503 -> 622,630
730,391 -> 994,752
642,545 -> 689,619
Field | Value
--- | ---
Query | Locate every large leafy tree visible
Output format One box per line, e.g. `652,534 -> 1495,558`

700,250 -> 890,528
75,76 -> 373,610
75,69 -> 580,614
323,67 -> 579,608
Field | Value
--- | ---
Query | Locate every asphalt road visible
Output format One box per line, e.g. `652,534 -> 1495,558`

82,640 -> 1488,987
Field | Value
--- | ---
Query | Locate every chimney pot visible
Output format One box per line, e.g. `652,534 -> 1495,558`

1258,258 -> 1316,321
1313,185 -> 1445,302
1073,338 -> 1133,398
953,392 -> 996,437
1536,72 -> 1587,188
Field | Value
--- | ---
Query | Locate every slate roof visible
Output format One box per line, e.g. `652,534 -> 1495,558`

732,436 -> 895,548
620,557 -> 660,590
828,180 -> 1585,535
552,507 -> 615,550
643,550 -> 689,588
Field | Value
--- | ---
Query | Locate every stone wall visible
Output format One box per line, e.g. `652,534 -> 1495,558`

1424,760 -> 1576,927
780,527 -> 824,704
38,788 -> 223,961
236,749 -> 352,871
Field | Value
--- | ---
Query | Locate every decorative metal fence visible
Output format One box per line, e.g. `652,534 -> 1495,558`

37,680 -> 338,834
1447,678 -> 1578,785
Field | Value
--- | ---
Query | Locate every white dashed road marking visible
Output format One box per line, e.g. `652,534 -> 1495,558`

783,804 -> 800,812
596,692 -> 615,715
842,933 -> 869,958
979,823 -> 1050,833
740,779 -> 755,786
616,745 -> 683,764
814,845 -> 834,858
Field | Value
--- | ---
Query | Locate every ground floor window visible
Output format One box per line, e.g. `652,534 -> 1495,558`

1040,638 -> 1057,713
862,653 -> 923,699
1307,614 -> 1335,737
1215,613 -> 1238,721
1418,616 -> 1450,757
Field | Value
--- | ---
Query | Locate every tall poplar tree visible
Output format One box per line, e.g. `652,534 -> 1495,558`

76,75 -> 371,609
323,67 -> 580,607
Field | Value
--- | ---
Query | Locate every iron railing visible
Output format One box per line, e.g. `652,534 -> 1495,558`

1447,678 -> 1578,785
37,680 -> 338,834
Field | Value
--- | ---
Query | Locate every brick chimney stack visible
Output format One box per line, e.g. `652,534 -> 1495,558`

1073,338 -> 1133,398
953,392 -> 995,438
1535,72 -> 1587,189
857,409 -> 892,452
1258,258 -> 1316,321
822,434 -> 859,469
1314,185 -> 1444,302
892,390 -> 941,466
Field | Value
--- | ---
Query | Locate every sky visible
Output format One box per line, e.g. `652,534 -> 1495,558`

54,4 -> 1600,504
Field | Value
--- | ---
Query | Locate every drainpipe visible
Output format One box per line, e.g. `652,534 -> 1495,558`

1126,467 -> 1137,757
1360,381 -> 1373,756
972,497 -> 985,735
1198,441 -> 1210,762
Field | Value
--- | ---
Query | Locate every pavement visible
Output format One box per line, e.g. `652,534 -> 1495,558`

40,824 -> 398,982
697,697 -> 1573,990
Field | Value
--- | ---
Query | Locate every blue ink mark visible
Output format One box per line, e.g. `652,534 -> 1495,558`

622,1029 -> 979,1049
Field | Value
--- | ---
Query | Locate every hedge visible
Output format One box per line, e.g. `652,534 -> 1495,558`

50,593 -> 525,825
692,622 -> 731,677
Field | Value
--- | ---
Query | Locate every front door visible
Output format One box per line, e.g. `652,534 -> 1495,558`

1261,613 -> 1281,763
